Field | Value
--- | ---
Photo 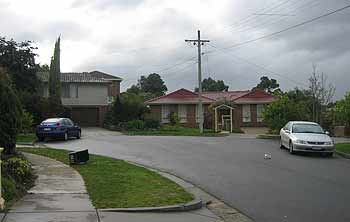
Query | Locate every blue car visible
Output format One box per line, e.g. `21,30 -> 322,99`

36,118 -> 81,141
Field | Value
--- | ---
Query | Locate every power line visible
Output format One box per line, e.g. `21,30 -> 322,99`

154,56 -> 196,73
230,0 -> 302,32
252,13 -> 296,16
233,0 -> 320,35
212,3 -> 350,51
228,0 -> 295,31
207,43 -> 308,87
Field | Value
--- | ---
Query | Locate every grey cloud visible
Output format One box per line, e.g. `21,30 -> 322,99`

71,0 -> 144,10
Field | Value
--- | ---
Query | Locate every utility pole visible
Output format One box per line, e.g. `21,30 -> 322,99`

185,30 -> 210,133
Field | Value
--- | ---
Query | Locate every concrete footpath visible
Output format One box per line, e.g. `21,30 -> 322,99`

1,153 -> 225,222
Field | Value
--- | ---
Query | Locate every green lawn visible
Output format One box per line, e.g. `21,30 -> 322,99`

16,133 -> 36,144
18,147 -> 193,209
335,143 -> 350,154
125,126 -> 231,136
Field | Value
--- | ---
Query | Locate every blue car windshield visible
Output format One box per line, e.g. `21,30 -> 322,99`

292,124 -> 324,134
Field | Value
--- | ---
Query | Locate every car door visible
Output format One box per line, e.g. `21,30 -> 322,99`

281,122 -> 291,146
67,119 -> 78,136
63,119 -> 74,136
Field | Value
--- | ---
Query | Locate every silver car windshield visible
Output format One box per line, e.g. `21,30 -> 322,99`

292,124 -> 324,134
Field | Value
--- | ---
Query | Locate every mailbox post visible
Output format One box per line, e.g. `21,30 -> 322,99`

0,148 -> 4,209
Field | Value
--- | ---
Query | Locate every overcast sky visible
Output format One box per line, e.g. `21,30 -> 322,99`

1,0 -> 349,98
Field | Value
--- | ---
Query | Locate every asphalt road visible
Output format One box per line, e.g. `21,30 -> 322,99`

42,128 -> 350,222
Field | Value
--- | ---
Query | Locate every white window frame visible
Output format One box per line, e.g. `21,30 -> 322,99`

161,105 -> 170,123
178,105 -> 187,123
195,105 -> 202,123
257,104 -> 264,122
62,84 -> 70,98
242,104 -> 251,123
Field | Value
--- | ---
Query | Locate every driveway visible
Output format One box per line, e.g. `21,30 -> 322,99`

42,128 -> 350,222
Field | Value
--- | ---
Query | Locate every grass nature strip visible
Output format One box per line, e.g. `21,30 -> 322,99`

125,126 -> 232,136
335,143 -> 350,154
17,147 -> 193,209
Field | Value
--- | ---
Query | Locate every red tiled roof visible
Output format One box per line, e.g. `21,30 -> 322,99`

145,88 -> 215,105
233,89 -> 276,104
145,88 -> 275,105
202,91 -> 250,101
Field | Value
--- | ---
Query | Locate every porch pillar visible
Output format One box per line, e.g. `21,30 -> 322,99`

214,108 -> 218,132
230,108 -> 233,133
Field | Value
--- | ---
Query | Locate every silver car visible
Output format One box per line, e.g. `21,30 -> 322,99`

280,121 -> 334,156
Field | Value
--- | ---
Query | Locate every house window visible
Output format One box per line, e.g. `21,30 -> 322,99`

178,105 -> 187,123
242,104 -> 251,122
62,84 -> 70,98
195,105 -> 203,123
75,84 -> 79,98
257,104 -> 264,122
161,105 -> 170,123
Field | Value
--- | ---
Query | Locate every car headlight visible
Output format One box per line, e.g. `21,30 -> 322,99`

295,140 -> 307,144
324,141 -> 333,145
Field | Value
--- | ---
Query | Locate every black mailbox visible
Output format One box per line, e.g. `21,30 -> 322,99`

69,149 -> 89,164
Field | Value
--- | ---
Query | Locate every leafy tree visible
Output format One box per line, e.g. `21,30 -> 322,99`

48,37 -> 63,116
195,77 -> 229,92
335,92 -> 350,127
126,84 -> 141,95
126,73 -> 167,100
0,37 -> 38,93
0,68 -> 23,155
105,92 -> 148,126
263,95 -> 310,133
253,76 -> 280,93
37,64 -> 50,72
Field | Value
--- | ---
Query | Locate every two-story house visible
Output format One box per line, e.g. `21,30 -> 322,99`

37,71 -> 122,126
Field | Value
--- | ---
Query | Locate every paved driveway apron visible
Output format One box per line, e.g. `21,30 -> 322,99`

43,128 -> 350,222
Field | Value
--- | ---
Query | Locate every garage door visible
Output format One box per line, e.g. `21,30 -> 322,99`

71,107 -> 99,126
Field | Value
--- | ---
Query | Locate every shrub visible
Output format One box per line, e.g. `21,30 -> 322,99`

2,157 -> 34,186
263,95 -> 310,131
2,176 -> 17,203
169,112 -> 180,126
126,120 -> 145,130
19,110 -> 34,133
104,93 -> 149,127
144,119 -> 160,129
1,155 -> 35,207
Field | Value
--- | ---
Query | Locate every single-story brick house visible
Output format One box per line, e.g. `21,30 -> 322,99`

37,71 -> 122,126
145,88 -> 276,131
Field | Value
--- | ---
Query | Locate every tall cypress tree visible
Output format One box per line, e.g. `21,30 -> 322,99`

48,36 -> 63,116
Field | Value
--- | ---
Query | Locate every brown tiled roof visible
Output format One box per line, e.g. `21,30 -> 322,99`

37,71 -> 122,83
145,88 -> 276,105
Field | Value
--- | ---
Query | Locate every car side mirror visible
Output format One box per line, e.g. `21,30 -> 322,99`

325,131 -> 330,135
285,129 -> 290,134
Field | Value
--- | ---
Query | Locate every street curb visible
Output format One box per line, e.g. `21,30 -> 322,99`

256,134 -> 280,140
335,150 -> 350,159
122,160 -> 254,222
99,199 -> 203,213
